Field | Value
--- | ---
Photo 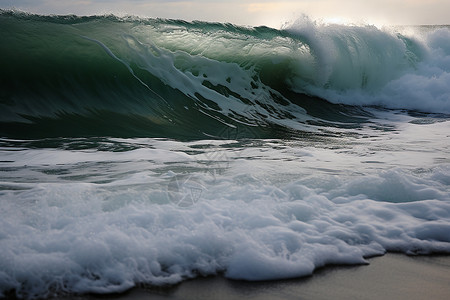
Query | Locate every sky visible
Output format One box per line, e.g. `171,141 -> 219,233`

1,0 -> 450,28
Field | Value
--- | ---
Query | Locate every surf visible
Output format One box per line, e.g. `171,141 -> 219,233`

1,10 -> 449,140
1,10 -> 450,300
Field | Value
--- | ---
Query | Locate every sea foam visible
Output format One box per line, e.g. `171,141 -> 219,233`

1,128 -> 449,298
1,170 -> 449,297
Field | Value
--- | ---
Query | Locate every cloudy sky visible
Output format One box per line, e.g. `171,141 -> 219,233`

1,0 -> 450,28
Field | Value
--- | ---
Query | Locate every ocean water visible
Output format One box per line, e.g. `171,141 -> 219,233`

1,10 -> 450,299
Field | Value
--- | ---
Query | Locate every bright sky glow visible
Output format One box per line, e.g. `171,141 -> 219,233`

1,0 -> 450,28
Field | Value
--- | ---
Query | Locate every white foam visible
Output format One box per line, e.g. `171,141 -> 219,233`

1,120 -> 449,297
1,168 -> 449,297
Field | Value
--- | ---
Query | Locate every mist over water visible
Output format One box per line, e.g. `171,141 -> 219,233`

0,11 -> 449,299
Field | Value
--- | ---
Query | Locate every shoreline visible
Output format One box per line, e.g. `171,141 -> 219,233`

62,253 -> 450,300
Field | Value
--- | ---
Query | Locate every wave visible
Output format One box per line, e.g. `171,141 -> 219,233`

1,11 -> 449,138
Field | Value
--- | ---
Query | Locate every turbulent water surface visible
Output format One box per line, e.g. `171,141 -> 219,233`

0,11 -> 450,299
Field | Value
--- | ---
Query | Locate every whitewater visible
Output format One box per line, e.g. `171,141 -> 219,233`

0,11 -> 449,299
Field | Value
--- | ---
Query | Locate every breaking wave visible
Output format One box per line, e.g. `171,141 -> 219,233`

1,11 -> 449,139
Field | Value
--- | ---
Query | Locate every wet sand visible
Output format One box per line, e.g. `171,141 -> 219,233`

73,254 -> 450,300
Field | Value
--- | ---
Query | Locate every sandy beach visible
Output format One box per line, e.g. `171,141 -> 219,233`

63,254 -> 450,300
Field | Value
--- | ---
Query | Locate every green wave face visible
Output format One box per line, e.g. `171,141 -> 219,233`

0,11 -> 432,139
